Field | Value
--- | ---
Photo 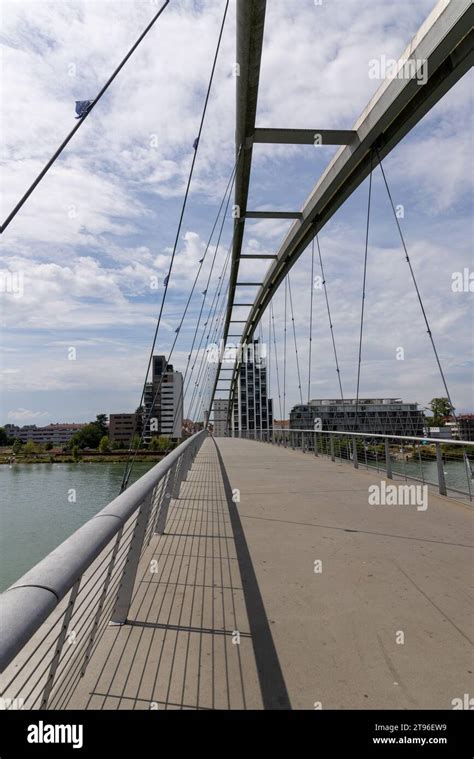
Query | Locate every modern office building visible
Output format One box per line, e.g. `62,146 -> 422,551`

143,355 -> 183,440
213,399 -> 229,436
231,339 -> 273,435
427,426 -> 453,439
458,415 -> 474,441
290,398 -> 425,436
109,414 -> 138,446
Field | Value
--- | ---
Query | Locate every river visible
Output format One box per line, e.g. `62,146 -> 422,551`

0,461 -> 154,592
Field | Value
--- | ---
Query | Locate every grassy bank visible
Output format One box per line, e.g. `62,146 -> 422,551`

0,449 -> 168,465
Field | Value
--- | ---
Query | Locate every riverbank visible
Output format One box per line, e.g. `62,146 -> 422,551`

0,450 -> 168,465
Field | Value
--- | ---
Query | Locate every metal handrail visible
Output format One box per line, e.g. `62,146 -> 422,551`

232,428 -> 473,502
268,428 -> 474,446
0,430 -> 206,677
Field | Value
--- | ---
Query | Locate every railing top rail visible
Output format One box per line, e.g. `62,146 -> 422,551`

249,428 -> 474,447
0,430 -> 206,672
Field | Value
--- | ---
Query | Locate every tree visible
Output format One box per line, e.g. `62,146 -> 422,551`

0,427 -> 8,446
94,414 -> 108,436
44,441 -> 54,451
148,437 -> 162,452
12,438 -> 23,454
428,397 -> 453,426
131,434 -> 142,451
99,435 -> 110,453
23,441 -> 38,455
134,407 -> 143,438
181,419 -> 196,438
157,435 -> 170,453
71,444 -> 80,462
70,424 -> 103,449
70,415 -> 108,449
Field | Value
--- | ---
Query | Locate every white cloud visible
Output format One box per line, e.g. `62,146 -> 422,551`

6,407 -> 49,422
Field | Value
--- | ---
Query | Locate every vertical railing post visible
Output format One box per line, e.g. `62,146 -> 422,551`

352,437 -> 359,469
172,451 -> 186,497
179,445 -> 192,485
417,446 -> 425,485
110,492 -> 154,624
435,442 -> 447,496
330,436 -> 335,462
462,450 -> 472,502
81,528 -> 123,676
41,578 -> 81,709
363,437 -> 368,470
385,438 -> 393,479
314,432 -> 318,456
155,463 -> 177,535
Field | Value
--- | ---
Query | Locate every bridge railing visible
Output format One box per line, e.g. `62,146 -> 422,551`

0,430 -> 207,710
235,428 -> 473,502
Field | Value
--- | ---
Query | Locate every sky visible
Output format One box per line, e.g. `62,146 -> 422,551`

0,0 -> 472,426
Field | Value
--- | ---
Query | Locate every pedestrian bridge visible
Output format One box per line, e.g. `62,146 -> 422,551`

1,0 -> 473,716
1,433 -> 472,711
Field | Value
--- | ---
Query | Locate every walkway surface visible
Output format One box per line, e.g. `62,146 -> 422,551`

67,437 -> 473,710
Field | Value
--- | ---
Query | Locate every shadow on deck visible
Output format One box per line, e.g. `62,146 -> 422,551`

65,436 -> 473,710
66,438 -> 289,710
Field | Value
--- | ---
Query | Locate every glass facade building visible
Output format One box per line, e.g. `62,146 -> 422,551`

231,339 -> 273,435
290,398 -> 425,436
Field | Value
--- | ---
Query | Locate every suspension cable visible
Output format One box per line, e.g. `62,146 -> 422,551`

374,146 -> 458,419
149,151 -> 237,424
186,268 -> 230,420
123,222 -> 232,491
186,244 -> 233,420
268,305 -> 272,400
315,226 -> 345,405
0,0 -> 170,233
133,0 -> 230,429
120,1 -> 230,490
184,238 -> 233,414
354,149 -> 374,431
375,146 -> 471,499
158,150 -> 239,437
271,300 -> 283,421
283,276 -> 288,421
307,236 -> 315,403
288,274 -> 303,405
188,288 -> 230,423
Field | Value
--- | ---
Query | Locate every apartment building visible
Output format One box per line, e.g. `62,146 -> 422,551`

109,414 -> 138,446
4,423 -> 86,445
143,355 -> 183,440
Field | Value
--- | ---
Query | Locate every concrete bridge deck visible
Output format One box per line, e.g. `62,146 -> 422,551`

66,437 -> 473,710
